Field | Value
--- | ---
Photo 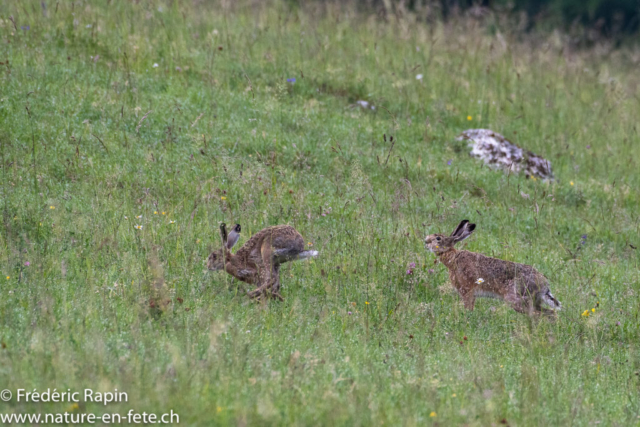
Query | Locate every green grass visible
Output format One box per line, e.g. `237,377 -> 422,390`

1,1 -> 639,425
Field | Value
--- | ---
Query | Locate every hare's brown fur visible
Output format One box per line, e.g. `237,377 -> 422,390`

425,220 -> 561,315
208,224 -> 317,300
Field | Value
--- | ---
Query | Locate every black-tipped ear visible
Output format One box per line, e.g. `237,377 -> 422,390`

226,224 -> 241,249
451,220 -> 469,237
219,223 -> 228,244
453,222 -> 476,243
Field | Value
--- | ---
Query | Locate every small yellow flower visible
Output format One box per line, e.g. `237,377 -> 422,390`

308,242 -> 313,246
430,412 -> 437,417
196,239 -> 201,244
216,406 -> 222,413
6,276 -> 9,280
221,196 -> 227,200
582,310 -> 590,317
591,308 -> 595,313
451,394 -> 456,397
50,206 -> 55,209
500,365 -> 504,368
365,301 -> 369,305
467,115 -> 472,121
570,181 -> 574,186
154,211 -> 158,215
162,211 -> 166,215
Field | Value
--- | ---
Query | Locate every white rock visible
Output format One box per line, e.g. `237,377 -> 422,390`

457,129 -> 554,180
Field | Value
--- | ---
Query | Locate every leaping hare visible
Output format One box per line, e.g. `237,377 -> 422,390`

424,220 -> 561,315
208,223 -> 318,300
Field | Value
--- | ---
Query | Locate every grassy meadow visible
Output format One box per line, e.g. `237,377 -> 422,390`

1,0 -> 640,425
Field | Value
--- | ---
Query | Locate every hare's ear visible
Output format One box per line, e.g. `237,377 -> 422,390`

450,220 -> 470,237
219,223 -> 228,245
453,222 -> 476,243
226,223 -> 241,249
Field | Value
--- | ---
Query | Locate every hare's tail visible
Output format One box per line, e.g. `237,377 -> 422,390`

541,290 -> 562,310
274,249 -> 318,263
295,250 -> 318,260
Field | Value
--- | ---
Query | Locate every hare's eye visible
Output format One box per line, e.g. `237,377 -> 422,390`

436,237 -> 441,241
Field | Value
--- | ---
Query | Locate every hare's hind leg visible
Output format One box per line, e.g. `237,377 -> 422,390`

249,277 -> 282,301
504,292 -> 532,315
536,289 -> 562,311
533,292 -> 559,317
247,278 -> 280,300
247,272 -> 277,299
507,294 -> 555,316
246,269 -> 272,299
265,266 -> 283,301
270,265 -> 282,297
248,247 -> 283,300
248,242 -> 276,298
538,307 -> 558,317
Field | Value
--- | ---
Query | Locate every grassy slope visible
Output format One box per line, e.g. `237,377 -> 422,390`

1,1 -> 639,425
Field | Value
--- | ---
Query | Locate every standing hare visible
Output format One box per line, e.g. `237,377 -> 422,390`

424,220 -> 561,315
208,223 -> 318,300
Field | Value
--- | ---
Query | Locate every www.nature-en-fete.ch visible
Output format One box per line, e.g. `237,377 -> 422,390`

0,388 -> 179,424
0,410 -> 179,424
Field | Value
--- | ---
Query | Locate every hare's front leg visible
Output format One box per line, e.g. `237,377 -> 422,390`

451,272 -> 475,310
459,289 -> 476,311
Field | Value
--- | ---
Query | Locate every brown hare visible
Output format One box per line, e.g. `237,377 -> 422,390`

208,223 -> 318,300
424,220 -> 561,315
